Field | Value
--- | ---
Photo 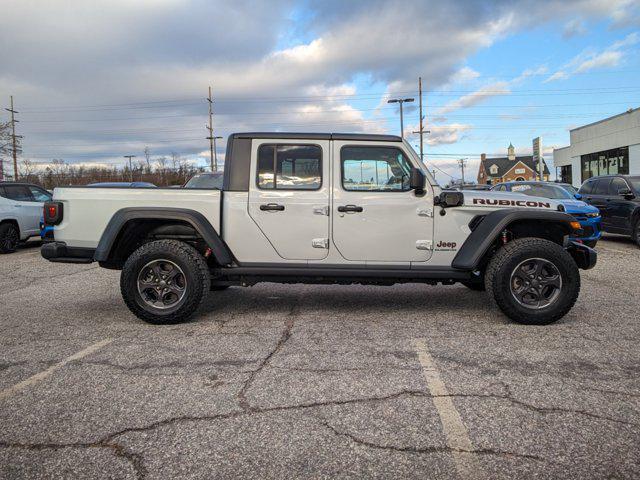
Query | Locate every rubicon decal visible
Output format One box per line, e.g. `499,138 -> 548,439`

472,198 -> 551,208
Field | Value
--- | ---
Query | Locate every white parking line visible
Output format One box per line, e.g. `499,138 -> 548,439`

414,339 -> 485,479
0,338 -> 112,401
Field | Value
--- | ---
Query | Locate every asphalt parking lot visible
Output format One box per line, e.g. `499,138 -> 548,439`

0,235 -> 639,479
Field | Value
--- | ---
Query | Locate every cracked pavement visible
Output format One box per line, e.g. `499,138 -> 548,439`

0,235 -> 639,479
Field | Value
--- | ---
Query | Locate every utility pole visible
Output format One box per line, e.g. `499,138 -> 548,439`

5,96 -> 22,181
458,158 -> 467,185
211,135 -> 222,170
124,155 -> 136,182
387,97 -> 414,139
206,86 -> 218,171
432,169 -> 437,182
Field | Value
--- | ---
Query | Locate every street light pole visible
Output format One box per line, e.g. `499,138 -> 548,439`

387,97 -> 414,139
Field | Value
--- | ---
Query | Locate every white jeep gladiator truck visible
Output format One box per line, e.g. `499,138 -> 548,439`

42,133 -> 596,325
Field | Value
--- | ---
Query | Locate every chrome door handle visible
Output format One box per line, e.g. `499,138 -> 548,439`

337,205 -> 363,213
260,203 -> 285,211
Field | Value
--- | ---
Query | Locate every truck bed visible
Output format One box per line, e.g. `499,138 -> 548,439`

52,187 -> 222,248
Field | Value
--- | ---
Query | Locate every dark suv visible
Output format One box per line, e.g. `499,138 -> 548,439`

578,175 -> 640,246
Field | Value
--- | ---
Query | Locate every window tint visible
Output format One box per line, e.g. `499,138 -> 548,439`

341,147 -> 411,191
579,180 -> 595,194
3,185 -> 33,201
609,177 -> 628,195
28,186 -> 52,202
184,173 -> 223,189
593,179 -> 610,195
257,144 -> 321,190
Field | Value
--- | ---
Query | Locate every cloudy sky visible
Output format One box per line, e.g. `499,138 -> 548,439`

1,0 -> 639,182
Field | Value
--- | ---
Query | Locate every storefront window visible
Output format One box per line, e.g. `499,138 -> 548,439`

560,165 -> 572,184
580,147 -> 629,182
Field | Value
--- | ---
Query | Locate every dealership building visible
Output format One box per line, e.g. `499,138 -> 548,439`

553,107 -> 640,188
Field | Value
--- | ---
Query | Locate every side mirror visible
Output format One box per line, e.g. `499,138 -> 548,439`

435,191 -> 464,208
574,193 -> 582,200
409,168 -> 425,194
618,188 -> 635,199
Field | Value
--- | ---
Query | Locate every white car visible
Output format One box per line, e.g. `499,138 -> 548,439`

42,133 -> 596,325
0,182 -> 52,253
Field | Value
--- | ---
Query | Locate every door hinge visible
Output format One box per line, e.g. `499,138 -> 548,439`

417,208 -> 433,217
313,206 -> 329,216
416,240 -> 433,250
312,238 -> 329,249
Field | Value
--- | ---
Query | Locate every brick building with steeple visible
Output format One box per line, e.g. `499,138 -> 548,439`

477,143 -> 549,185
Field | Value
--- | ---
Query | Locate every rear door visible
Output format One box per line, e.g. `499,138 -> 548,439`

248,139 -> 330,260
331,142 -> 433,263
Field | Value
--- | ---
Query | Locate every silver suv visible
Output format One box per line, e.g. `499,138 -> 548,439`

0,182 -> 52,253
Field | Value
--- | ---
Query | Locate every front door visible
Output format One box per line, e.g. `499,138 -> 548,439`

248,140 -> 330,260
331,142 -> 434,263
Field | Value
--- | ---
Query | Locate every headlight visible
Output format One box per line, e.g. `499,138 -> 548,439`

586,212 -> 599,218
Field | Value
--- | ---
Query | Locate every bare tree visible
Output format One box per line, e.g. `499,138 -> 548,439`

20,158 -> 36,180
143,146 -> 151,171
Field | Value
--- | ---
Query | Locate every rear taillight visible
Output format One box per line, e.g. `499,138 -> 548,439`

43,201 -> 63,225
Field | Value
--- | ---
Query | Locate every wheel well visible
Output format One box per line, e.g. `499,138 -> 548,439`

0,219 -> 20,234
506,219 -> 568,245
102,219 -> 209,269
474,219 -> 570,274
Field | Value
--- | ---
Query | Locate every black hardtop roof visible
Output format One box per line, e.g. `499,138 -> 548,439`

228,132 -> 402,142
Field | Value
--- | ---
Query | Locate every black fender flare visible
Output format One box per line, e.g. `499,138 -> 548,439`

452,208 -> 576,271
94,207 -> 233,265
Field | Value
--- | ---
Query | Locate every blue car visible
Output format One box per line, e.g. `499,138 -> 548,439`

491,181 -> 602,247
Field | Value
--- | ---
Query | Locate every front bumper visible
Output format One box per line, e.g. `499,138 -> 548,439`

566,241 -> 597,270
569,216 -> 602,244
41,242 -> 95,264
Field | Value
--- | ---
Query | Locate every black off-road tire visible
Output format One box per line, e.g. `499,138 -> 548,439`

120,240 -> 210,324
0,223 -> 19,254
485,238 -> 580,325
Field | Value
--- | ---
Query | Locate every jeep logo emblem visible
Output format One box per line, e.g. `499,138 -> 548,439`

436,241 -> 457,249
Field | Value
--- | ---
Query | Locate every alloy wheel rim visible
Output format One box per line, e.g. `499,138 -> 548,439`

509,258 -> 562,310
2,228 -> 18,250
137,259 -> 187,310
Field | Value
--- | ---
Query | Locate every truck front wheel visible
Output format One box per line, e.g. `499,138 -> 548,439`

120,240 -> 210,324
485,238 -> 580,325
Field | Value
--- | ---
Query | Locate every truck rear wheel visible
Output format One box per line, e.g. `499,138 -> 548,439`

485,238 -> 580,325
0,223 -> 19,254
120,240 -> 210,324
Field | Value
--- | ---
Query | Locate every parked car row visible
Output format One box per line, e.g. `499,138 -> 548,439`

490,174 -> 640,247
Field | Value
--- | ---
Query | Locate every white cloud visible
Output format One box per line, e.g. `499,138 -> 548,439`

575,50 -> 623,72
437,82 -> 511,115
563,19 -> 587,38
546,31 -> 639,82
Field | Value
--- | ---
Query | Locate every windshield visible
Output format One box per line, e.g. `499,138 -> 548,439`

510,183 -> 573,199
184,174 -> 223,189
628,177 -> 640,192
560,184 -> 578,195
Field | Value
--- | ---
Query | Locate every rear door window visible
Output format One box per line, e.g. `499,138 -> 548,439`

3,185 -> 33,201
257,144 -> 322,190
609,177 -> 628,196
